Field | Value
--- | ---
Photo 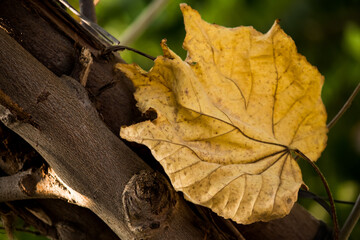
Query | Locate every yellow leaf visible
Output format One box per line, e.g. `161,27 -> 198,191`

118,4 -> 327,224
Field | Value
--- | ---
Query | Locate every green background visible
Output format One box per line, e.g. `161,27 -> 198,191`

1,0 -> 359,239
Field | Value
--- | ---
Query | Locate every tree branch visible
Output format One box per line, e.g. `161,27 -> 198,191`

79,0 -> 97,23
0,166 -> 89,206
0,27 -> 227,240
339,193 -> 360,240
327,82 -> 360,129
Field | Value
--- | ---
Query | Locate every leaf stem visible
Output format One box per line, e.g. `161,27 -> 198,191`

102,45 -> 156,61
327,82 -> 360,130
339,193 -> 360,240
294,149 -> 339,240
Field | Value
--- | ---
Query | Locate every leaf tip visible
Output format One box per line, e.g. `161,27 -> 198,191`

161,39 -> 178,61
115,62 -> 144,78
266,19 -> 282,37
180,3 -> 195,14
179,3 -> 189,10
180,2 -> 201,22
160,39 -> 170,56
120,125 -> 135,141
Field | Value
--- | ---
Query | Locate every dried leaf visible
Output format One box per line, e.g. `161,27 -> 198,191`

118,4 -> 327,224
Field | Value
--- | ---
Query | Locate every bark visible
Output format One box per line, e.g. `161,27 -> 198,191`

0,21 -> 219,240
0,0 -> 331,239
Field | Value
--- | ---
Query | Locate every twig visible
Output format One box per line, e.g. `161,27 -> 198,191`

327,82 -> 360,130
58,0 -> 119,45
0,213 -> 15,240
79,47 -> 93,87
339,193 -> 360,240
0,167 -> 89,207
222,219 -> 246,240
79,0 -> 97,23
102,45 -> 156,61
120,0 -> 169,45
299,189 -> 332,215
333,199 -> 355,205
294,149 -> 339,240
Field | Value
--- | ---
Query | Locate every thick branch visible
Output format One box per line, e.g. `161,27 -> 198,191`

0,28 -> 225,240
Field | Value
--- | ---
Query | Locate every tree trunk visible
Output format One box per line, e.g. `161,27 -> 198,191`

0,0 -> 331,239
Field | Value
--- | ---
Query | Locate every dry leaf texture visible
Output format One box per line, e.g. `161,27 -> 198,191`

118,4 -> 327,224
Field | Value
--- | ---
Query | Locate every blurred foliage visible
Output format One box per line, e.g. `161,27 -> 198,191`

0,218 -> 48,240
7,0 -> 360,239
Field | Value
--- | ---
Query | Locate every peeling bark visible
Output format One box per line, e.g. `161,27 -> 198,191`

0,167 -> 88,206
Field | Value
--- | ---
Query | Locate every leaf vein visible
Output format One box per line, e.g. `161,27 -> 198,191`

271,36 -> 280,139
180,105 -> 288,149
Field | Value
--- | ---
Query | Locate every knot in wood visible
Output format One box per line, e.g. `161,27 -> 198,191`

122,170 -> 177,236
